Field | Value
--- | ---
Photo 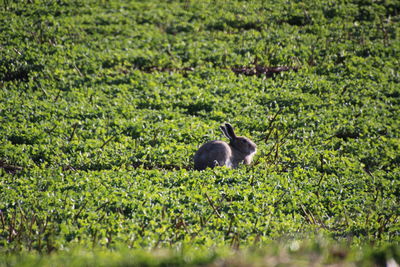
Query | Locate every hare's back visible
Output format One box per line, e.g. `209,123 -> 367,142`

194,141 -> 231,170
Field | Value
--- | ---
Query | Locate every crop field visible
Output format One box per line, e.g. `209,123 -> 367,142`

1,0 -> 399,266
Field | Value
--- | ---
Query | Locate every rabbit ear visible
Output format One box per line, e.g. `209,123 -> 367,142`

224,123 -> 237,139
220,125 -> 233,140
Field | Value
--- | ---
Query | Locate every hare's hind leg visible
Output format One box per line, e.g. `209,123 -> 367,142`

224,159 -> 233,168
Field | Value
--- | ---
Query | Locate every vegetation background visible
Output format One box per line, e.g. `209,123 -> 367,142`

1,0 -> 399,266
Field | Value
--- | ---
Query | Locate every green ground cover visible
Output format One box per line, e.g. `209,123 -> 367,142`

1,0 -> 399,265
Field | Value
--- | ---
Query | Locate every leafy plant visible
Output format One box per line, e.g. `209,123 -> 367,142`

0,0 -> 399,265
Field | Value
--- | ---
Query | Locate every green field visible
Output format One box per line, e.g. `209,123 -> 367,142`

1,0 -> 399,265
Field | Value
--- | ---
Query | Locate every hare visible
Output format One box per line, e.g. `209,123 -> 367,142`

194,123 -> 257,170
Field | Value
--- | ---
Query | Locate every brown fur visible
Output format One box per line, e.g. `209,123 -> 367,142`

194,123 -> 257,171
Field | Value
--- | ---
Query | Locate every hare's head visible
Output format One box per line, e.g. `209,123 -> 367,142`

220,123 -> 257,156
